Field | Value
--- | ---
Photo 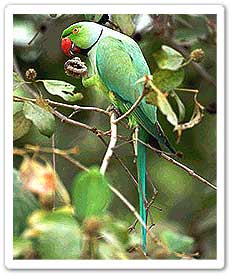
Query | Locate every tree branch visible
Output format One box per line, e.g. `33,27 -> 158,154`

13,95 -> 110,116
14,145 -> 88,172
137,138 -> 217,191
100,112 -> 118,175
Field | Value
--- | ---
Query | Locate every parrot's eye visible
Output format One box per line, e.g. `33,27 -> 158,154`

72,28 -> 79,34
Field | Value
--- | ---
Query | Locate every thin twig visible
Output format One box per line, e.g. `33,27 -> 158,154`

112,89 -> 146,125
137,139 -> 217,191
13,95 -> 110,116
160,152 -> 217,190
52,109 -> 100,133
14,94 -> 216,190
61,154 -> 89,172
168,40 -> 216,87
52,134 -> 56,209
53,107 -> 216,191
100,112 -> 118,175
14,145 -> 88,172
107,184 -> 147,234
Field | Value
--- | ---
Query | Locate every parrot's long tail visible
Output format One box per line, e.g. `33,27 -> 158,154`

137,126 -> 148,254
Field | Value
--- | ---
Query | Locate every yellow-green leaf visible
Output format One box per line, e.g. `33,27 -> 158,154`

42,80 -> 83,102
13,111 -> 32,140
154,45 -> 185,71
146,83 -> 178,126
23,101 -> 55,137
111,14 -> 135,36
71,167 -> 112,220
153,69 -> 185,91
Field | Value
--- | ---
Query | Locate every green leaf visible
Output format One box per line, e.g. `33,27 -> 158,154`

146,84 -> 178,126
23,101 -> 55,137
13,111 -> 32,140
153,68 -> 185,91
161,230 -> 194,254
111,14 -> 135,36
71,167 -> 112,220
13,72 -> 24,90
97,237 -> 127,259
102,216 -> 130,249
42,80 -> 83,102
170,90 -> 186,122
174,15 -> 209,43
14,101 -> 24,115
13,72 -> 31,115
13,169 -> 40,236
13,237 -> 33,258
84,14 -> 103,22
156,94 -> 178,126
154,45 -> 185,71
30,210 -> 83,259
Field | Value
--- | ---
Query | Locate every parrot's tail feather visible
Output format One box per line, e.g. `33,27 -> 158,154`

137,127 -> 148,254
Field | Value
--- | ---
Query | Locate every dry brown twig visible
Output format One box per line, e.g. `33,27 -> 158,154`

13,94 -> 216,191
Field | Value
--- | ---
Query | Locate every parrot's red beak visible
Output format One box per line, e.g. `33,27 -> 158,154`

61,37 -> 80,57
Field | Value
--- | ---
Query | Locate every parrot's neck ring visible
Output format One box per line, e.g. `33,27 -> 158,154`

80,28 -> 103,56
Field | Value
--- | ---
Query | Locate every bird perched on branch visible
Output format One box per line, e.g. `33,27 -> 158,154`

61,21 -> 176,254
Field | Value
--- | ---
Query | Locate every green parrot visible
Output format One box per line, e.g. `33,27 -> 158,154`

61,21 -> 176,254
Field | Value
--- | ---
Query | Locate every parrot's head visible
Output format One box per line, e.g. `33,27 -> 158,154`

61,22 -> 103,57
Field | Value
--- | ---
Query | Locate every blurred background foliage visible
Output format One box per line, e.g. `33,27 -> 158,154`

13,14 -> 216,259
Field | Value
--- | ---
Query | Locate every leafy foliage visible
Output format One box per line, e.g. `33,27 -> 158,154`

71,167 -> 112,220
111,14 -> 135,35
13,169 -> 40,236
23,101 -> 55,138
13,13 -> 216,260
13,111 -> 32,140
154,45 -> 185,71
161,230 -> 194,254
152,69 -> 185,92
42,80 -> 83,102
29,210 -> 83,259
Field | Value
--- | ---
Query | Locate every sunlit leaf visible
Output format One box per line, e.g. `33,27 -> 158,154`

71,167 -> 112,220
13,72 -> 24,90
170,90 -> 186,122
27,210 -> 83,259
13,72 -> 31,115
42,80 -> 83,102
13,237 -> 33,258
98,231 -> 128,259
146,82 -> 178,126
111,14 -> 135,35
23,101 -> 55,137
13,111 -> 32,140
154,45 -> 185,71
13,169 -> 40,236
102,216 -> 130,249
152,69 -> 185,91
161,230 -> 194,254
174,91 -> 204,143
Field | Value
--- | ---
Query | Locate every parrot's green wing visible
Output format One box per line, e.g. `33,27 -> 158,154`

96,36 -> 157,127
96,36 -> 175,153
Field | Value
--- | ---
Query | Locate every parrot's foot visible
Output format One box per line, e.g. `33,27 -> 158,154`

105,104 -> 122,117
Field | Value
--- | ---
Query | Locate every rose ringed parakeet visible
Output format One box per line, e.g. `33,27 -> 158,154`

61,21 -> 176,254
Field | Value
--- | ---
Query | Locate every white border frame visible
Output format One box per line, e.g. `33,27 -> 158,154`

5,4 -> 225,270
